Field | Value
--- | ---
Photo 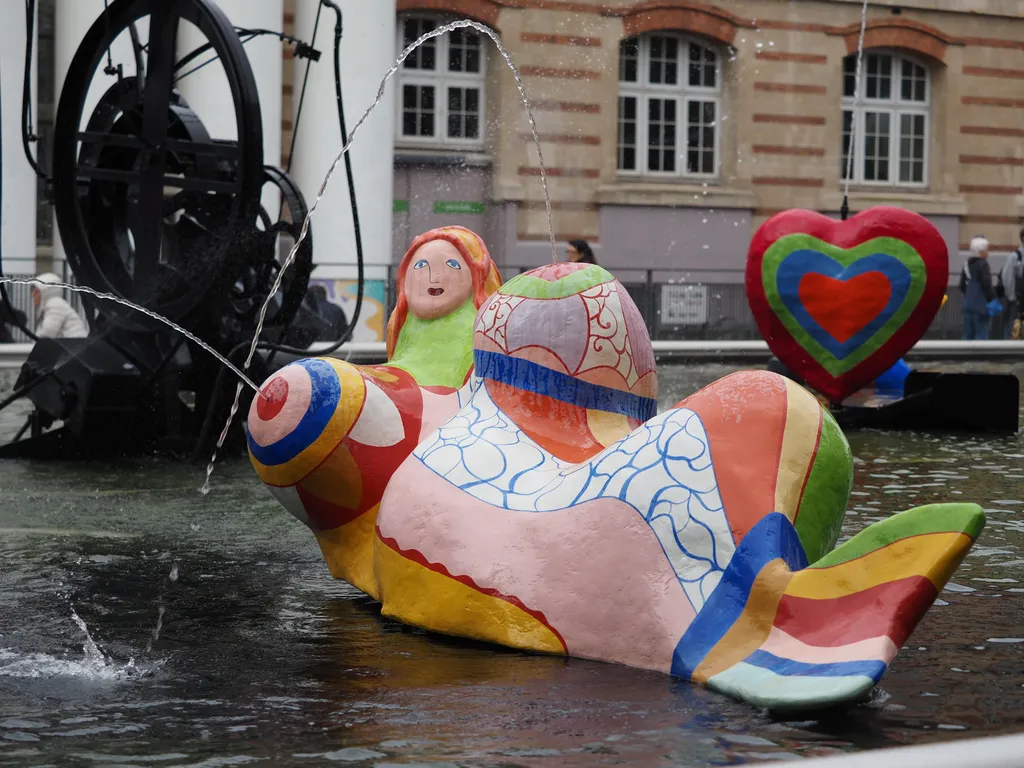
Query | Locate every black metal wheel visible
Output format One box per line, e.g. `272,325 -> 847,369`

222,166 -> 313,343
51,0 -> 264,331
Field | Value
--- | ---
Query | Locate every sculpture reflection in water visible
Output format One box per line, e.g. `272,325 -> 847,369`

246,229 -> 984,711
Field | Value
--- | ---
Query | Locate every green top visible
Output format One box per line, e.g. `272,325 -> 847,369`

501,264 -> 614,299
385,299 -> 478,389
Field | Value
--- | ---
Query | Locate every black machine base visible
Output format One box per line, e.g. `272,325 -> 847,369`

832,371 -> 1020,434
0,336 -> 273,461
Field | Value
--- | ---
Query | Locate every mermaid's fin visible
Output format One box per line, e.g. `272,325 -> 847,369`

675,504 -> 984,710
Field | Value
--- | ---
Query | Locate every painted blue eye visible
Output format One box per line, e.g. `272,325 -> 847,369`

413,259 -> 428,269
445,259 -> 462,270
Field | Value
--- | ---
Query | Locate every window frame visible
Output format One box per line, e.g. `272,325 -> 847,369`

617,33 -> 723,181
394,14 -> 487,151
841,50 -> 930,189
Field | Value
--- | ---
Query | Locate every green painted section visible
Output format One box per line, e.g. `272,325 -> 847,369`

793,407 -> 853,563
808,503 -> 986,570
500,264 -> 614,299
386,299 -> 477,388
393,200 -> 409,213
761,235 -> 927,377
433,201 -> 485,214
708,660 -> 876,712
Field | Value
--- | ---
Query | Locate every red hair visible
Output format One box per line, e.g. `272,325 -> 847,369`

386,226 -> 502,358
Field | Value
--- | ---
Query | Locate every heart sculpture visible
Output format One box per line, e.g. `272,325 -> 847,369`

746,207 -> 948,403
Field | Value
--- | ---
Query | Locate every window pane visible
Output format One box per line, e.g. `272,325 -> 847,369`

402,84 -> 436,137
843,55 -> 856,98
648,35 -> 678,85
619,38 -> 639,82
686,99 -> 716,175
618,96 -> 638,170
449,29 -> 464,71
865,53 -> 892,100
447,29 -> 481,74
446,86 -> 481,140
898,111 -> 926,183
689,44 -> 717,88
403,18 -> 436,70
899,59 -> 927,103
841,109 -> 853,179
862,110 -> 890,181
646,97 -> 677,172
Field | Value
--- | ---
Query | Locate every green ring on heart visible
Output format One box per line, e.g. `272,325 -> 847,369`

761,234 -> 927,377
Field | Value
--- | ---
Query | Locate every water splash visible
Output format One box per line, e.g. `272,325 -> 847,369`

71,606 -> 106,667
199,19 -> 556,494
0,608 -> 142,681
0,277 -> 261,396
843,0 -> 870,197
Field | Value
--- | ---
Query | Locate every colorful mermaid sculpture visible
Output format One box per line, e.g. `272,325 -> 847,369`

248,261 -> 983,711
246,226 -> 501,598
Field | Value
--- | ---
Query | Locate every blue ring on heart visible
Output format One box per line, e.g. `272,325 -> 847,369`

775,250 -> 912,360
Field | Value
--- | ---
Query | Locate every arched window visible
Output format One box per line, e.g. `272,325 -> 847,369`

395,15 -> 486,148
841,51 -> 929,187
617,34 -> 721,178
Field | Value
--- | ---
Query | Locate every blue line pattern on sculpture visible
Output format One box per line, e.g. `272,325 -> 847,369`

415,384 -> 738,611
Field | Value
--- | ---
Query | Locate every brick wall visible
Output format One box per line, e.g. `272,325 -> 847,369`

345,0 -> 1024,263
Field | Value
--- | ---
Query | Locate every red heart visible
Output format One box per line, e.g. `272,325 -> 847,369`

799,272 -> 892,344
745,207 -> 949,404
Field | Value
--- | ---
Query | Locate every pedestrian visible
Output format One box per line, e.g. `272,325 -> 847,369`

566,240 -> 597,265
992,227 -> 1024,339
32,272 -> 88,339
958,237 -> 1002,340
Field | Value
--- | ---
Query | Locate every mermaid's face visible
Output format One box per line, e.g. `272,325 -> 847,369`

404,240 -> 473,320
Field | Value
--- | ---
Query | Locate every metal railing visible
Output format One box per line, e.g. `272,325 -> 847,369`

0,263 -> 1001,344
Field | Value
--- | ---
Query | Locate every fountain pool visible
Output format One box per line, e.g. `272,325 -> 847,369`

0,361 -> 1022,767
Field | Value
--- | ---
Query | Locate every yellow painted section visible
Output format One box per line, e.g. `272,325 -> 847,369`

315,505 -> 381,600
774,380 -> 823,521
298,443 -> 362,510
251,359 -> 366,487
693,559 -> 794,682
586,409 -> 632,448
374,538 -> 566,655
365,366 -> 399,383
786,532 -> 973,599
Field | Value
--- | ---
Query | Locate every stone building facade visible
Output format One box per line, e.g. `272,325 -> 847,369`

384,0 -> 1024,280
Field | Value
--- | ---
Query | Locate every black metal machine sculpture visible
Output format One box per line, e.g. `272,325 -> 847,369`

0,0 -> 363,460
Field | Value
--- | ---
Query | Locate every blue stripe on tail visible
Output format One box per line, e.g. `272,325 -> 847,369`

744,650 -> 887,681
671,512 -> 808,679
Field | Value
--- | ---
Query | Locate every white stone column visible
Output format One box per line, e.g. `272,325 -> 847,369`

290,0 -> 395,281
52,0 -> 146,273
176,0 -> 284,217
1,0 -> 38,275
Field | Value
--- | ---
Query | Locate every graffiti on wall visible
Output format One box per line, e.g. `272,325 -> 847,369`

312,279 -> 388,342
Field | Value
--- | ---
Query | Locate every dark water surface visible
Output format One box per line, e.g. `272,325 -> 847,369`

1,363 -> 1022,767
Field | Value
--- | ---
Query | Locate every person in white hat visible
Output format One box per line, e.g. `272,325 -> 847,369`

31,272 -> 88,339
958,237 -> 1001,340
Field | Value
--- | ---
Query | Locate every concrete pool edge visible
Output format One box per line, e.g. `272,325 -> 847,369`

773,731 -> 1024,767
4,340 -> 1024,370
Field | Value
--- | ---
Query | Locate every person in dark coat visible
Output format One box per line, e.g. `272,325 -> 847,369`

959,236 -> 1002,340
